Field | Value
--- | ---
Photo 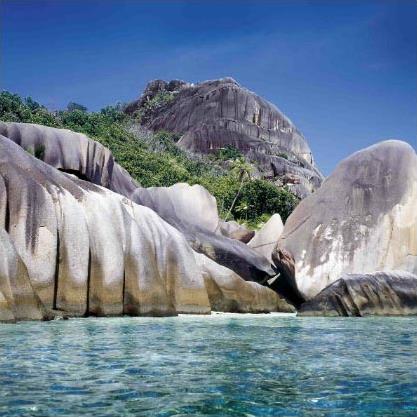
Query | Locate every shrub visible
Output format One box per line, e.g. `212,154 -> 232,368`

216,145 -> 242,161
0,91 -> 300,226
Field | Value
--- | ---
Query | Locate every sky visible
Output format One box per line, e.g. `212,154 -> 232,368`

1,0 -> 416,175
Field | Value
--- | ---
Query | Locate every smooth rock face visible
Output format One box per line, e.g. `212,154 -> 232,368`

131,185 -> 277,285
0,135 -> 210,317
126,78 -> 323,198
248,214 -> 284,262
279,140 -> 417,300
0,230 -> 46,322
0,123 -> 289,309
299,271 -> 417,316
0,122 -> 138,197
195,253 -> 295,313
0,134 -> 285,321
134,183 -> 219,232
218,220 -> 255,243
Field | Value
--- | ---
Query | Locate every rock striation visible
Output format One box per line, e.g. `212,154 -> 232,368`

1,123 -> 284,293
279,140 -> 417,300
131,184 -> 277,284
0,133 -> 289,321
0,230 -> 47,322
299,271 -> 417,316
125,78 -> 323,198
0,121 -> 138,197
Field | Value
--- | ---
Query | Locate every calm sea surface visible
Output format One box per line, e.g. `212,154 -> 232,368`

0,314 -> 416,417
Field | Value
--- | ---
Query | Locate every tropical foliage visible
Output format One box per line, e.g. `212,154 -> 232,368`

0,91 -> 299,227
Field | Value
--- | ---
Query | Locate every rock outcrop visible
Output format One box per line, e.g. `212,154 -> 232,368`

125,78 -> 323,198
1,122 -> 298,305
299,271 -> 417,316
0,133 -> 287,321
248,214 -> 284,262
0,121 -> 138,197
196,253 -> 294,313
218,220 -> 254,243
131,184 -> 279,284
279,140 -> 417,300
0,230 -> 47,322
134,183 -> 219,233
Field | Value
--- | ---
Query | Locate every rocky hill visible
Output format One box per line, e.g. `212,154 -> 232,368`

125,78 -> 324,198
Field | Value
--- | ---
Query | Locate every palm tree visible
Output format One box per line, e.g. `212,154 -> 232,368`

215,158 -> 253,231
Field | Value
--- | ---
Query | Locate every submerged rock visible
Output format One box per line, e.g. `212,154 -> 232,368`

299,271 -> 417,316
125,78 -> 323,198
279,140 -> 417,300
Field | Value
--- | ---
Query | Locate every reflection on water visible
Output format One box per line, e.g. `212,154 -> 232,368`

0,313 -> 416,416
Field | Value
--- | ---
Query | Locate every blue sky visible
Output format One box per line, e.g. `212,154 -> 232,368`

1,0 -> 416,175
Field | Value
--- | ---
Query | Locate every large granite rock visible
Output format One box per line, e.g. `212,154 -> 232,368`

218,220 -> 254,243
0,122 -> 138,197
279,140 -> 417,300
248,214 -> 284,262
134,183 -> 219,232
131,184 -> 277,285
0,122 -> 300,308
0,230 -> 47,322
195,253 -> 294,313
125,78 -> 323,198
0,134 -> 285,321
299,271 -> 417,316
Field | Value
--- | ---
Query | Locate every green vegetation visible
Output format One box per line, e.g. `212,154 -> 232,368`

133,91 -> 174,124
216,145 -> 242,161
67,102 -> 88,112
0,91 -> 299,226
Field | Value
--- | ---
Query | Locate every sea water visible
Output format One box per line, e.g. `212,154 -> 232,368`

0,313 -> 416,417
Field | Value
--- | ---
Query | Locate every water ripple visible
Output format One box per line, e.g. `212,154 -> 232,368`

0,315 -> 416,416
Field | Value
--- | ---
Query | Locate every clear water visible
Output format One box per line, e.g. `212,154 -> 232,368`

0,314 -> 416,417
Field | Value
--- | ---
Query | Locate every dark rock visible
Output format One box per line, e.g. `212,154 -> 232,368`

270,247 -> 305,307
299,271 -> 417,316
125,78 -> 324,198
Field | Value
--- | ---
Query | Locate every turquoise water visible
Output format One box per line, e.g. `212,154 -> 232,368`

0,314 -> 416,417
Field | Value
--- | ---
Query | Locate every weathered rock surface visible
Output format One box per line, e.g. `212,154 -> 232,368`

0,230 -> 46,322
270,247 -> 305,307
279,140 -> 417,300
125,78 -> 323,198
299,271 -> 417,316
131,184 -> 277,284
195,253 -> 294,313
1,122 -> 294,306
0,122 -> 138,197
218,220 -> 254,243
0,134 -> 285,321
248,214 -> 284,262
134,183 -> 219,232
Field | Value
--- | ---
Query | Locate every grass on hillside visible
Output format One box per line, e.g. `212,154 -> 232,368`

0,91 -> 299,228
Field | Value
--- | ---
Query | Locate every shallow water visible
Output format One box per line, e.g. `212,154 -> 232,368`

0,313 -> 416,417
